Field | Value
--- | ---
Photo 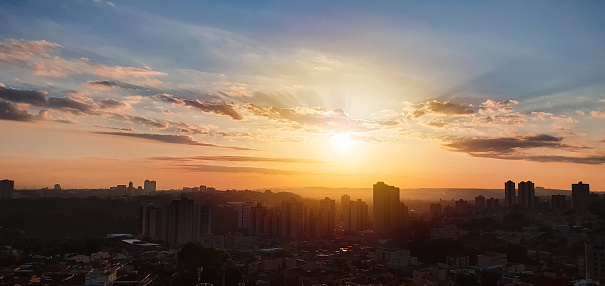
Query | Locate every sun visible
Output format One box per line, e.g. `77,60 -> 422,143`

330,133 -> 354,152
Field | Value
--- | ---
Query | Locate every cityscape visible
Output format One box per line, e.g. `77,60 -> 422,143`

0,178 -> 603,285
1,1 -> 605,286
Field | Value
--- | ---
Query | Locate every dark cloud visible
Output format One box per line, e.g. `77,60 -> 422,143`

411,100 -> 475,117
98,98 -> 126,109
443,134 -> 603,164
177,164 -> 301,175
46,97 -> 94,114
111,114 -> 169,129
470,153 -> 605,165
149,155 -> 327,163
0,86 -> 47,105
87,80 -> 141,90
445,134 -> 564,154
154,93 -> 243,120
95,131 -> 255,150
0,101 -> 37,121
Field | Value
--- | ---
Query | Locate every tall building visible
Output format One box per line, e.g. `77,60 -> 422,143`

281,199 -> 304,239
140,197 -> 211,246
0,179 -> 14,200
236,202 -> 255,230
319,197 -> 336,236
249,203 -> 267,236
517,181 -> 535,210
504,180 -> 515,207
430,203 -> 442,218
572,181 -> 590,212
373,182 -> 400,234
475,195 -> 486,208
341,194 -> 351,231
144,179 -> 156,193
551,195 -> 567,212
585,235 -> 605,284
140,205 -> 160,240
349,199 -> 369,231
169,197 -> 196,246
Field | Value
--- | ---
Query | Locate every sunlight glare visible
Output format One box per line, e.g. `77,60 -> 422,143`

330,133 -> 354,152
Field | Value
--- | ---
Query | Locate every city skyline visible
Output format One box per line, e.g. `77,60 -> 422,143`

1,1 -> 605,191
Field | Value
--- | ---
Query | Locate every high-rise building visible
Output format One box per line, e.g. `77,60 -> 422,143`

197,204 -> 212,238
572,181 -> 590,212
249,203 -> 267,236
139,197 -> 211,246
455,199 -> 471,215
281,199 -> 304,239
486,197 -> 500,211
430,203 -> 442,218
0,179 -> 14,200
169,197 -> 195,246
475,195 -> 486,208
585,235 -> 605,284
144,180 -> 156,193
319,197 -> 336,236
373,182 -> 400,234
140,205 -> 160,240
551,195 -> 567,212
236,202 -> 255,230
504,180 -> 515,207
349,199 -> 369,231
341,194 -> 351,232
517,181 -> 535,210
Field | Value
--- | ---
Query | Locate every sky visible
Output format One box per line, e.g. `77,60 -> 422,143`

1,0 -> 604,191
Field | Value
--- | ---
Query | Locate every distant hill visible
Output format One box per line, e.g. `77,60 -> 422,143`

272,187 -> 573,203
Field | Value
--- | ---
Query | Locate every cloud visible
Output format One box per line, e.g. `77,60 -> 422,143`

470,153 -> 605,165
0,86 -> 47,105
0,101 -> 37,121
110,114 -> 169,129
480,99 -> 519,112
445,134 -> 565,154
98,98 -> 127,109
0,39 -> 60,62
46,96 -> 95,114
95,131 -> 254,150
86,80 -> 142,90
442,134 -> 605,164
177,164 -> 301,175
148,155 -> 327,163
591,111 -> 605,118
0,39 -> 164,85
409,100 -> 474,118
247,104 -> 374,132
154,93 -> 243,120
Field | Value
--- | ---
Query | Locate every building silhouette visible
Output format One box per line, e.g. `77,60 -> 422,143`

280,199 -> 304,239
349,199 -> 369,231
0,179 -> 14,200
144,179 -> 156,193
585,235 -> 605,284
504,180 -> 515,208
430,203 -> 442,218
551,195 -> 567,212
341,194 -> 351,231
373,182 -> 400,234
517,181 -> 535,210
572,181 -> 590,212
139,197 -> 211,246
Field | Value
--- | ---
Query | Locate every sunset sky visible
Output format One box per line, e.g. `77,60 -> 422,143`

1,1 -> 604,190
